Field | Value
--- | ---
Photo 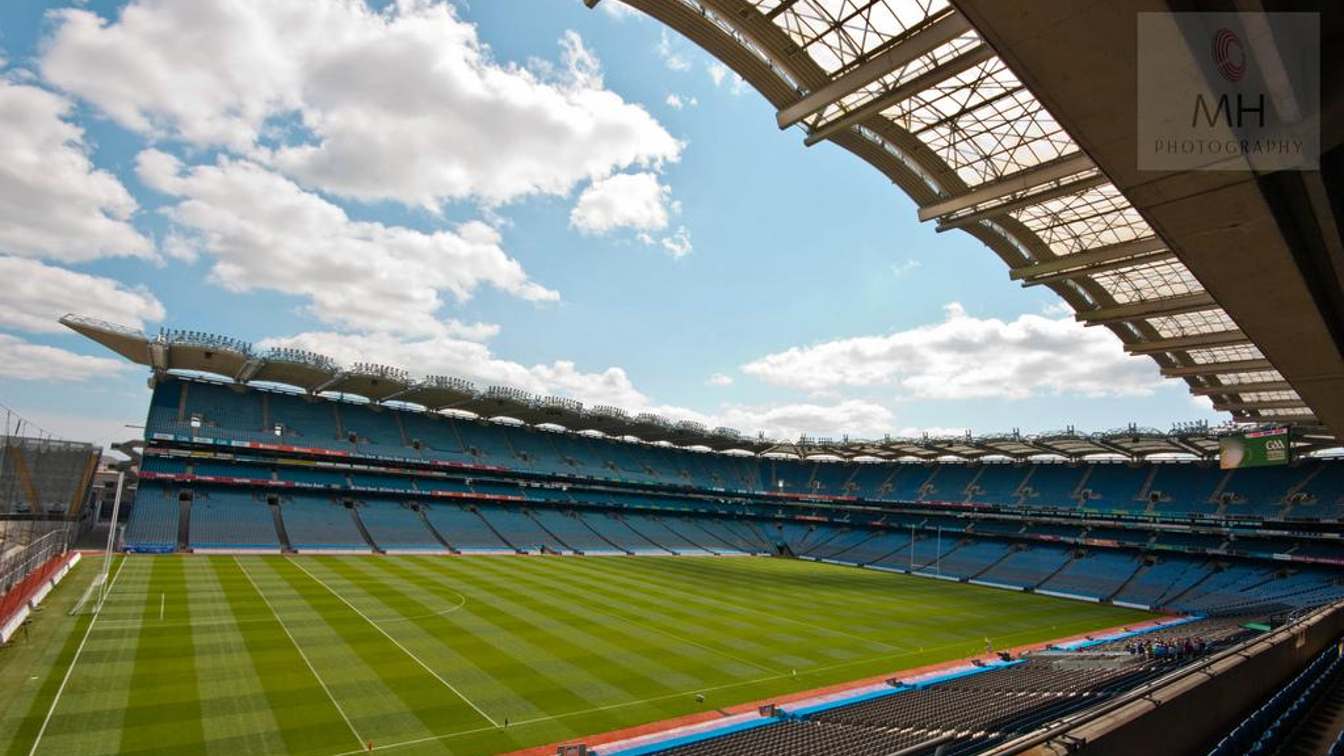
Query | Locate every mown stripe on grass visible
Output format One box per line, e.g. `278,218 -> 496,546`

118,557 -> 206,755
500,557 -> 800,658
205,556 -> 360,755
3,559 -> 103,756
554,556 -> 904,657
355,554 -> 723,722
459,555 -> 788,676
256,556 -> 493,743
30,556 -> 151,756
313,556 -> 607,725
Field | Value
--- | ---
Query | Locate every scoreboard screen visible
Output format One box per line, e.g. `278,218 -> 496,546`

1219,427 -> 1291,470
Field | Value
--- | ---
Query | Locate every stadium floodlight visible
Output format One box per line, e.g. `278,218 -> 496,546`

423,375 -> 476,394
536,395 -> 583,413
635,413 -> 671,428
485,385 -> 534,403
263,347 -> 338,372
350,362 -> 410,382
589,404 -> 628,420
163,328 -> 252,354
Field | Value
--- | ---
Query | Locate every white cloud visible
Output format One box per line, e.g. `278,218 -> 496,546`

659,226 -> 693,258
707,373 -> 733,387
0,334 -> 128,381
599,2 -> 641,20
42,1 -> 682,209
707,62 -> 747,95
890,259 -> 921,278
664,94 -> 697,109
0,257 -> 164,334
714,400 -> 896,441
0,79 -> 152,262
656,29 -> 690,71
137,150 -> 556,337
742,302 -> 1165,400
259,330 -> 651,409
570,172 -> 672,234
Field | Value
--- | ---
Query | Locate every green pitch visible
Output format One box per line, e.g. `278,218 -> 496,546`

0,555 -> 1152,755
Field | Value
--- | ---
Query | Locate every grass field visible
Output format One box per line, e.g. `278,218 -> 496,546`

0,555 -> 1152,755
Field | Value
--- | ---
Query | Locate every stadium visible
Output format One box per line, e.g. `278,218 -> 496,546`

2,1 -> 1343,755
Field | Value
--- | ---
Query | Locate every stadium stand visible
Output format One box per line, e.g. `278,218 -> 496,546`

123,481 -> 180,553
355,499 -> 443,552
122,377 -> 1344,620
278,495 -> 369,552
188,489 -> 278,551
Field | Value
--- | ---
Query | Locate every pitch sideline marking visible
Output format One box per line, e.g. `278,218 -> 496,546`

234,556 -> 366,750
287,557 -> 502,729
27,555 -> 129,756
327,620 -> 1088,756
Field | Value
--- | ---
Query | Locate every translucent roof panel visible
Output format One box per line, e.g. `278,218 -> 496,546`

821,33 -> 983,124
1238,391 -> 1301,402
1186,345 -> 1266,364
1201,370 -> 1283,384
1090,259 -> 1204,304
762,0 -> 955,76
1010,183 -> 1153,255
915,79 -> 1076,186
1147,310 -> 1239,338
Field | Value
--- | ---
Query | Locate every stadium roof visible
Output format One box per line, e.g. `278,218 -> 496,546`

61,314 -> 1342,461
600,0 -> 1344,441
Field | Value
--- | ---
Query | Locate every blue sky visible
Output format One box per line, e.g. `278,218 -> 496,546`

0,0 -> 1222,447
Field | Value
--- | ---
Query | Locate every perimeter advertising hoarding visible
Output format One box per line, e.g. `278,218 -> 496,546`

1219,426 -> 1291,469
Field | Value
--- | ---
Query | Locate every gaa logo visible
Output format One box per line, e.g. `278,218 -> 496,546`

1212,28 -> 1246,82
1266,439 -> 1286,451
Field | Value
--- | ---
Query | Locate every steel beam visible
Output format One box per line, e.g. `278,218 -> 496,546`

918,152 -> 1095,222
1009,237 -> 1168,281
1237,413 -> 1319,425
1189,380 -> 1291,396
1020,250 -> 1178,288
1160,358 -> 1274,378
776,10 -> 972,129
1124,330 -> 1250,355
1212,399 -> 1308,412
804,44 -> 994,146
936,173 -> 1109,232
1077,292 -> 1219,325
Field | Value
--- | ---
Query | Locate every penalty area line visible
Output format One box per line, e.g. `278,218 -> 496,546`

287,556 -> 502,729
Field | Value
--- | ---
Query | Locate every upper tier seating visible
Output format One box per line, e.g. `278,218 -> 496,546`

145,378 -> 1343,523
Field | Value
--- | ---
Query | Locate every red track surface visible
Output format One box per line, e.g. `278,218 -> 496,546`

504,615 -> 1179,756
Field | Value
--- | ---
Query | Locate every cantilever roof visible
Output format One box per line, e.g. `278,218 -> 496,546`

62,314 -> 1338,461
612,0 -> 1324,434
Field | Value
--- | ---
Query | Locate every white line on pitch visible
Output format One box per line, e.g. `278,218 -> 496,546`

287,557 -> 502,729
234,556 -> 366,750
27,556 -> 129,756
